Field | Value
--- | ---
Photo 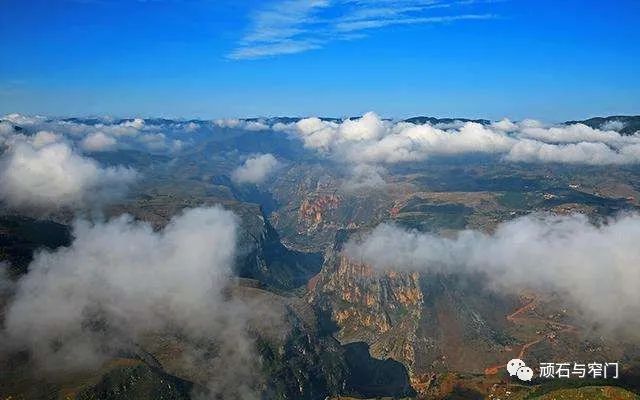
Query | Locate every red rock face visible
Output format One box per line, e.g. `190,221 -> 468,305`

297,194 -> 341,233
309,252 -> 426,392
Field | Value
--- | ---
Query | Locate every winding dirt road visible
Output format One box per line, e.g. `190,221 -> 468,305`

484,296 -> 577,375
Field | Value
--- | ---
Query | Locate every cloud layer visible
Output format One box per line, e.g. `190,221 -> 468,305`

0,113 -> 211,211
4,112 -> 640,198
213,118 -> 270,131
275,112 -> 640,165
81,131 -> 117,152
1,114 -> 188,154
344,213 -> 640,333
0,139 -> 137,211
231,153 -> 281,184
1,206 -> 270,398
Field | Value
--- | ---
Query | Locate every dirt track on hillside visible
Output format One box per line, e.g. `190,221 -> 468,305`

484,296 -> 577,375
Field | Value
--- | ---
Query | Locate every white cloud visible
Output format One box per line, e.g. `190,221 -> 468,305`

228,0 -> 330,59
5,113 -> 640,169
243,120 -> 271,131
0,121 -> 14,136
276,112 -> 640,166
81,132 -> 117,152
334,13 -> 494,32
214,118 -> 270,131
341,163 -> 387,191
505,140 -> 640,165
490,118 -> 518,132
121,117 -> 145,130
1,113 -> 46,126
344,213 -> 640,333
0,141 -> 137,211
138,132 -> 168,151
214,118 -> 242,129
229,39 -> 323,60
31,131 -> 62,148
183,121 -> 200,132
601,120 -> 626,131
231,153 -> 281,184
280,112 -> 514,163
340,111 -> 387,141
230,0 -> 497,59
519,118 -> 545,129
96,119 -> 144,138
277,112 -> 391,152
0,206 -> 272,397
0,115 -> 195,159
276,116 -> 340,150
518,123 -> 632,144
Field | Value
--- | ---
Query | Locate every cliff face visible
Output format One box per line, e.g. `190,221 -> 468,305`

314,254 -> 423,350
308,231 -> 425,389
308,230 -> 520,395
297,193 -> 342,234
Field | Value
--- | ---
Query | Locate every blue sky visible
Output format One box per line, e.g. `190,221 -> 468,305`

1,0 -> 639,121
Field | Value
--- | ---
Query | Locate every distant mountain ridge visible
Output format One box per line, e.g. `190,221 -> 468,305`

403,116 -> 492,125
3,114 -> 639,133
565,115 -> 640,135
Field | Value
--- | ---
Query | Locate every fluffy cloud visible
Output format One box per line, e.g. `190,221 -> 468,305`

341,163 -> 387,192
0,121 -> 14,136
31,131 -> 62,148
517,123 -> 633,144
360,121 -> 514,163
277,112 -> 389,151
213,118 -> 243,129
278,112 -> 514,163
275,117 -> 340,150
601,120 -> 626,131
270,112 -> 640,189
490,118 -> 518,132
1,114 -> 138,139
183,121 -> 200,132
1,206 -> 272,398
0,140 -> 137,211
1,114 -> 191,154
5,112 -> 640,168
231,153 -> 281,184
505,140 -> 640,165
1,113 -> 46,126
214,118 -> 270,131
344,213 -> 640,333
122,117 -> 145,130
138,132 -> 168,151
2,207 -> 279,399
80,132 -> 117,152
277,112 -> 640,166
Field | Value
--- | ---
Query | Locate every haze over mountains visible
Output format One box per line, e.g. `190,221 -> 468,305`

1,112 -> 640,399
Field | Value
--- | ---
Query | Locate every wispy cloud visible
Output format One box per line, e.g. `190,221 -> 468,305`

228,0 -> 499,59
334,13 -> 494,32
229,39 -> 323,60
